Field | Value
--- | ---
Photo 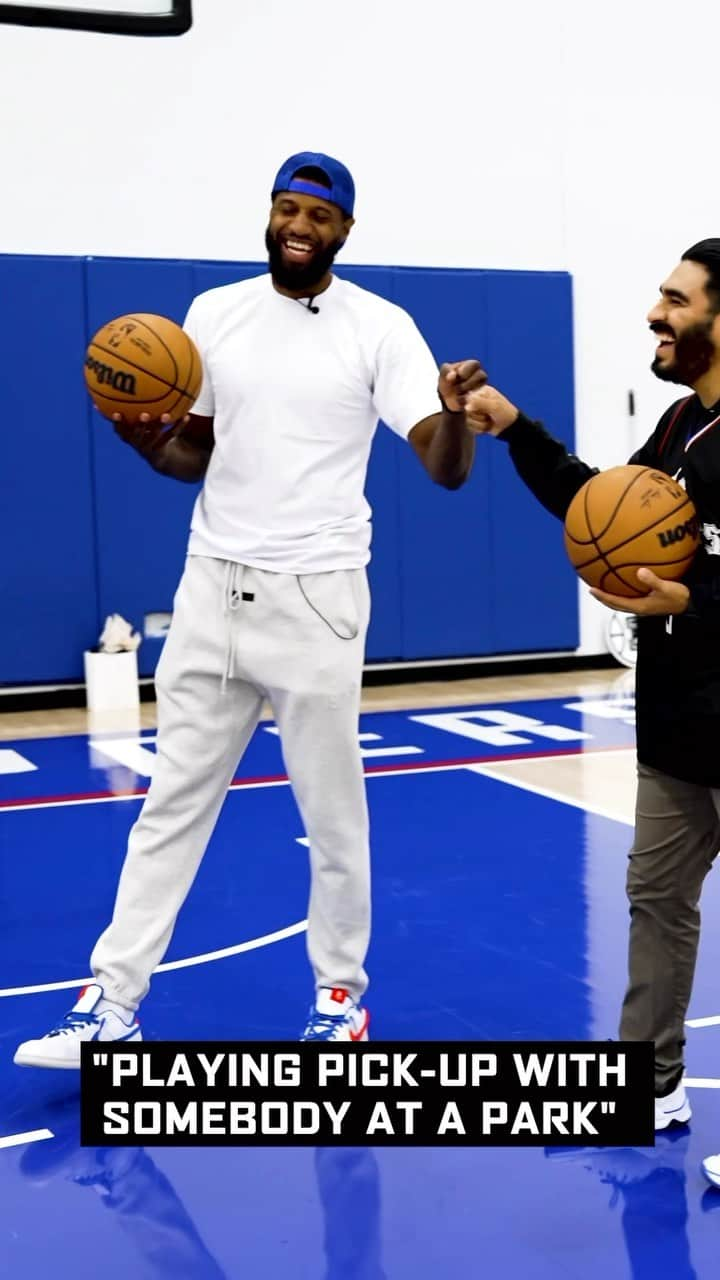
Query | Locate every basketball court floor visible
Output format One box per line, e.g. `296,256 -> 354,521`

1,666 -> 719,1278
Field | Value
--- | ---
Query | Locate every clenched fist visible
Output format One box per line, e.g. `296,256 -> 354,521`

438,360 -> 487,412
465,386 -> 520,436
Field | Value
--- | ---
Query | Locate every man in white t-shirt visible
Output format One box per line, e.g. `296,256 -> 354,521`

15,151 -> 484,1062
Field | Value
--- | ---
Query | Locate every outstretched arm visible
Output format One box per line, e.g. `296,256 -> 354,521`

465,385 -> 596,519
466,386 -> 695,617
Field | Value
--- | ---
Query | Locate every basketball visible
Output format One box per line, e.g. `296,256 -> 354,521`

564,465 -> 700,598
84,313 -> 202,424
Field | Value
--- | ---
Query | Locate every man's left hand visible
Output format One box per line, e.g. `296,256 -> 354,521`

590,568 -> 690,615
438,360 -> 487,412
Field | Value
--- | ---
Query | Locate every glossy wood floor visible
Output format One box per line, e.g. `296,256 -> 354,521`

0,666 -> 628,740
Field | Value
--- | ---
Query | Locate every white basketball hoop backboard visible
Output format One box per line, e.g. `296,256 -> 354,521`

0,1 -> 191,34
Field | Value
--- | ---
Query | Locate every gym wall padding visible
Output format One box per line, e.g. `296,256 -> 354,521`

482,270 -> 576,654
0,257 -> 98,683
0,254 -> 577,683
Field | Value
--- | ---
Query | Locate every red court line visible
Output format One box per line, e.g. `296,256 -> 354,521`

0,743 -> 634,811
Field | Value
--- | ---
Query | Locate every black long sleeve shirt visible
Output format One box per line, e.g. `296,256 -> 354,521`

501,394 -> 720,785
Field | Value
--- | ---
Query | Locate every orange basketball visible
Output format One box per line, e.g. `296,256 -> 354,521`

564,465 -> 700,598
84,313 -> 202,424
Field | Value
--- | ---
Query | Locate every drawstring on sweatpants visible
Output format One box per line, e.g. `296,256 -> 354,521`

222,561 -> 244,693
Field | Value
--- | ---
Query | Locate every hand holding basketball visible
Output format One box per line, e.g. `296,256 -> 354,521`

564,466 -> 700,599
591,568 -> 690,615
112,411 -> 188,457
464,386 -> 519,435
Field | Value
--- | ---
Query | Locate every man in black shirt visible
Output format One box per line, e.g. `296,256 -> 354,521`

464,239 -> 720,1142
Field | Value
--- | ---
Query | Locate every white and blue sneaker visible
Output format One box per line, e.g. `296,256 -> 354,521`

301,987 -> 370,1042
14,984 -> 141,1069
655,1080 -> 691,1130
702,1154 -> 720,1188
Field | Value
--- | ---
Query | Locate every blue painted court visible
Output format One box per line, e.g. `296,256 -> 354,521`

1,694 -> 719,1278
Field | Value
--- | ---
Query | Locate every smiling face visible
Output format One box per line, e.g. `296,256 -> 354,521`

265,182 -> 354,294
647,259 -> 720,387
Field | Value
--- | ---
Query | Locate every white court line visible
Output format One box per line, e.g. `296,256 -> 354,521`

0,761 -> 477,814
464,764 -> 720,1040
0,1129 -> 54,1149
685,1078 -> 720,1089
6,756 -> 718,1040
0,764 -> 473,998
0,919 -> 307,999
0,776 -> 292,814
1,749 -> 637,815
463,763 -> 635,826
0,750 -> 37,775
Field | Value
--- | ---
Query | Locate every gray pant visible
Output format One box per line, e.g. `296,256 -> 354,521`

91,555 -> 371,1011
620,762 -> 720,1092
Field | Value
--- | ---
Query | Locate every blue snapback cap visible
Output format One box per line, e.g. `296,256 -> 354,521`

271,151 -> 355,217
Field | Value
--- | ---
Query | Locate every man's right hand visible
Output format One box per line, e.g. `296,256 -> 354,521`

464,386 -> 520,437
107,410 -> 214,483
111,411 -> 188,458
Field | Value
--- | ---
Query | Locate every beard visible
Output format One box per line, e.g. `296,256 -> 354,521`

265,226 -> 344,293
652,318 -> 716,385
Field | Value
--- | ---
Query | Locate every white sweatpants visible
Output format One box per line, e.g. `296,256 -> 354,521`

91,555 -> 371,1010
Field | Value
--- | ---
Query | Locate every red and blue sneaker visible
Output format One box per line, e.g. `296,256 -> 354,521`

301,987 -> 370,1042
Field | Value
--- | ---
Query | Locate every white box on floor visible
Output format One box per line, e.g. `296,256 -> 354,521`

84,650 -> 140,713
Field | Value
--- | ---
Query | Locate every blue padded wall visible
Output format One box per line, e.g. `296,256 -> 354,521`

192,262 -> 265,294
482,271 -> 576,653
0,257 -> 98,682
391,269 -> 494,659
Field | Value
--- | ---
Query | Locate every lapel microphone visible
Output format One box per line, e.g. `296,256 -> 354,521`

296,296 -> 320,314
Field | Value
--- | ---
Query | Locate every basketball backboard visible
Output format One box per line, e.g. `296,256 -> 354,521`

0,1 -> 191,35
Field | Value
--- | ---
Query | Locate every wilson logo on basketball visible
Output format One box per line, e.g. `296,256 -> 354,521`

657,517 -> 699,548
85,356 -> 137,396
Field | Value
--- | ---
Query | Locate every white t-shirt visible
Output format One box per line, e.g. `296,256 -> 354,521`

182,272 -> 440,572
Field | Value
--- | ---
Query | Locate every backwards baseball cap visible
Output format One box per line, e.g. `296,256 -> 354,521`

271,151 -> 355,217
